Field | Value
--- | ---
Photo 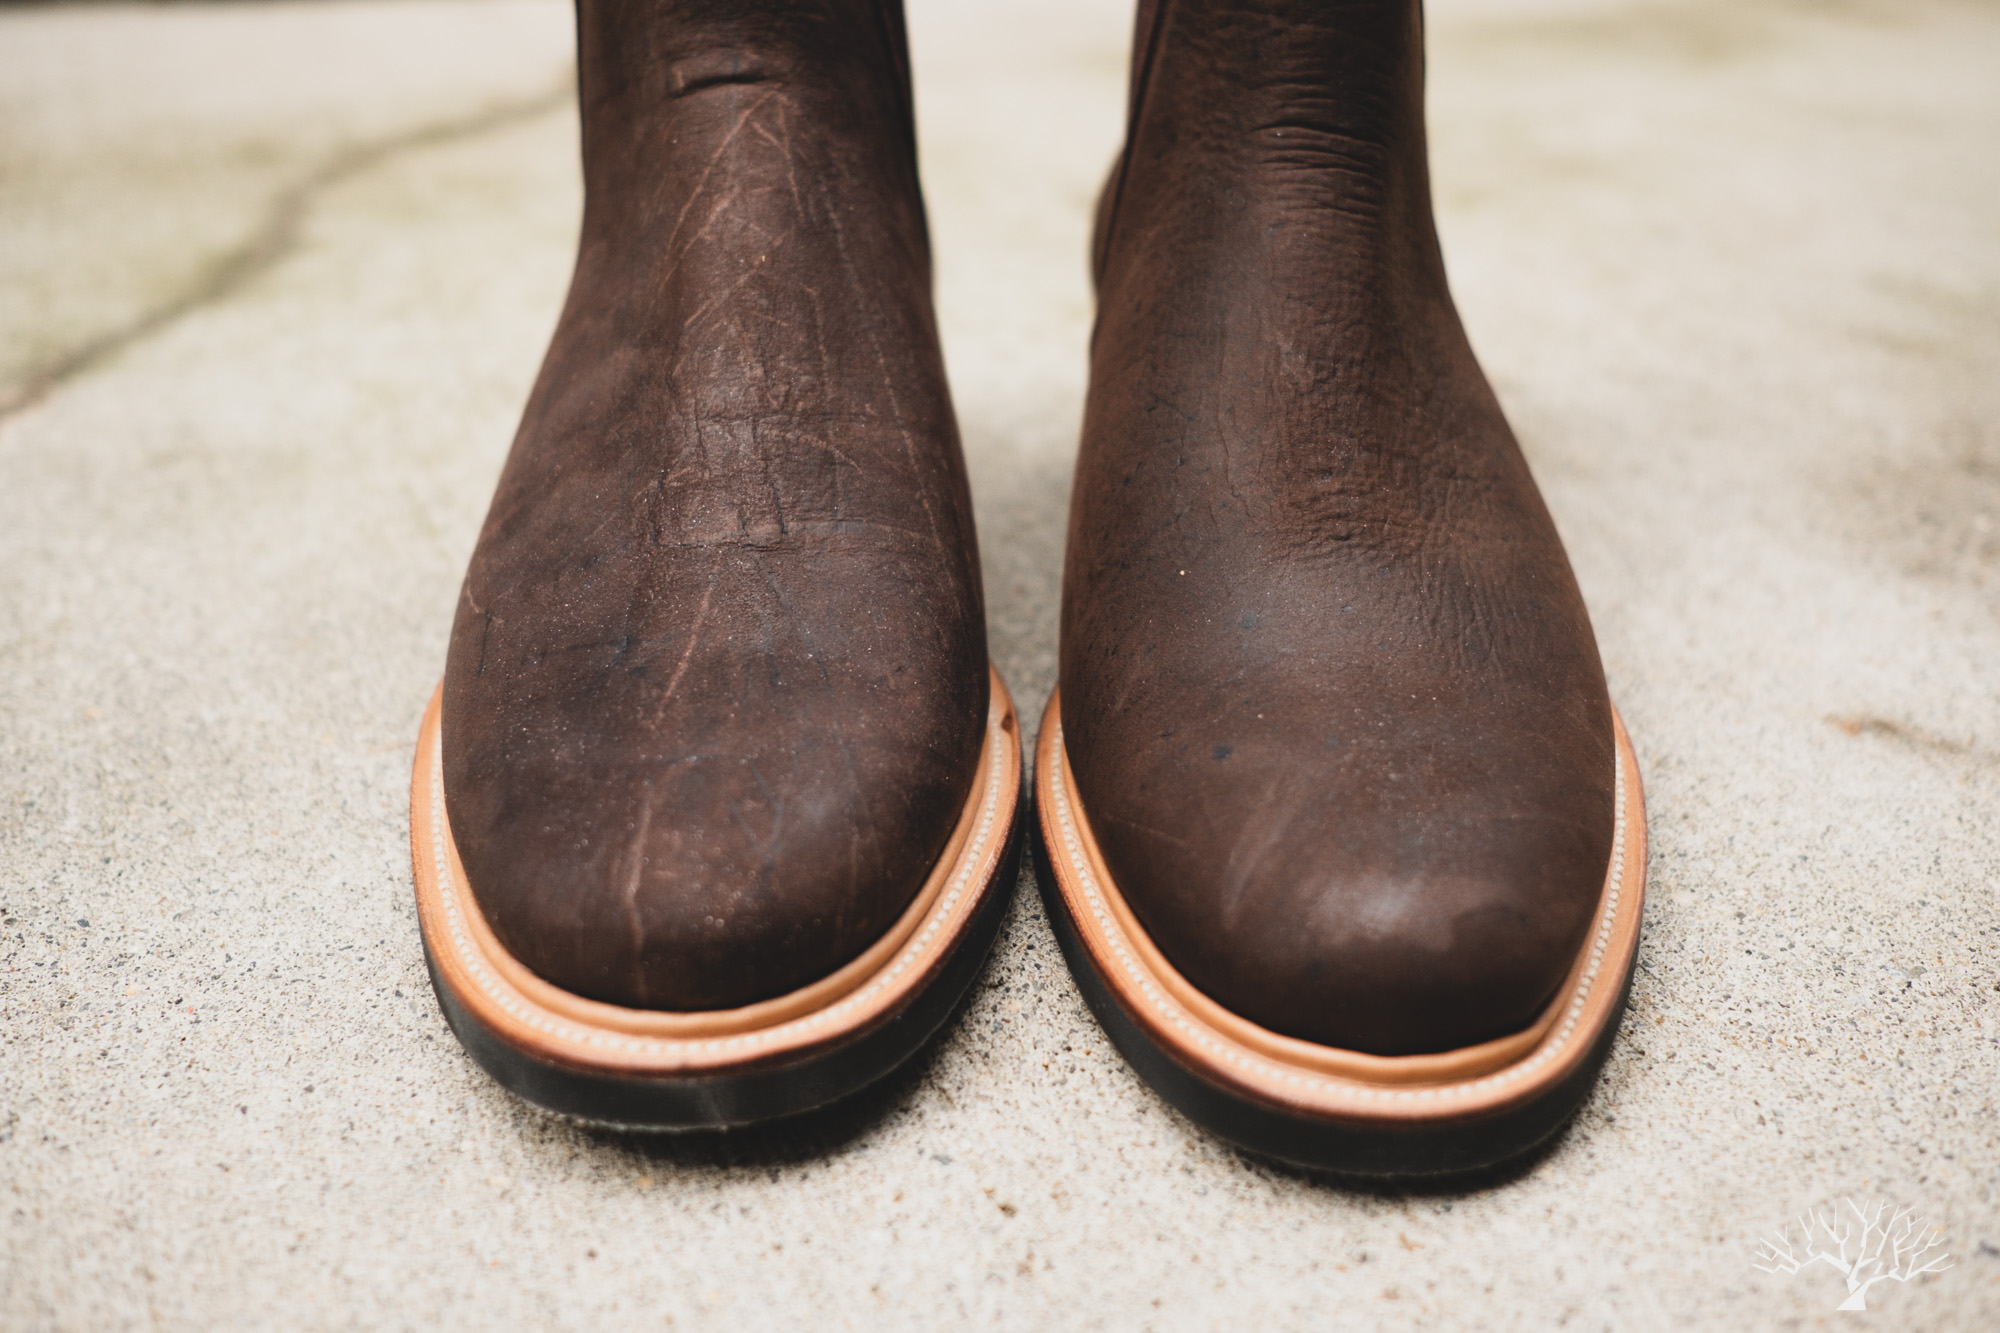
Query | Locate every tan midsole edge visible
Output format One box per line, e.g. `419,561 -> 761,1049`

409,667 -> 1021,1075
1035,689 -> 1646,1124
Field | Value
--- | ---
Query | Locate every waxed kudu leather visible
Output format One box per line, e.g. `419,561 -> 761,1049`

441,0 -> 988,1011
1060,0 -> 1617,1055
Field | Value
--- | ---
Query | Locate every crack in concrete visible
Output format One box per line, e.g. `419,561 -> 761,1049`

0,78 -> 576,423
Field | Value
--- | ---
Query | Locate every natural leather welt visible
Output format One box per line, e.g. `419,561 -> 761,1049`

1061,0 -> 1616,1056
441,0 -> 986,1011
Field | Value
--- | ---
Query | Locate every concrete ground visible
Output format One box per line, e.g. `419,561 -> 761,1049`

2,0 -> 1996,1327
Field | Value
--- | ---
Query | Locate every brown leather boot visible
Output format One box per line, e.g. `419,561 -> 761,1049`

1033,0 -> 1646,1174
409,0 -> 1023,1128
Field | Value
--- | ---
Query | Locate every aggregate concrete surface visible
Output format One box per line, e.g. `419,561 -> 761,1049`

2,1 -> 1996,1327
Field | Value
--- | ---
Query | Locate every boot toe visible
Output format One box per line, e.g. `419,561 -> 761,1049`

1067,688 -> 1615,1055
441,630 -> 985,1012
1203,797 -> 1609,1054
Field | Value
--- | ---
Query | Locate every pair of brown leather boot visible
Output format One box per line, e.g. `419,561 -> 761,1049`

408,0 -> 1646,1176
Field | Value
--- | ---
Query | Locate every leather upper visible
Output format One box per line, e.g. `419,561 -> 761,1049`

1060,0 -> 1616,1056
441,0 -> 987,1011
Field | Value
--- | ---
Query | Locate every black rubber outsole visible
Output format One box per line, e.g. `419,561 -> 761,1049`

1030,824 -> 1635,1179
426,786 -> 1025,1131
